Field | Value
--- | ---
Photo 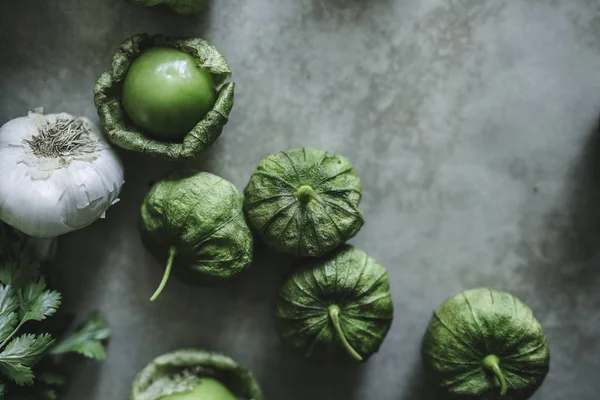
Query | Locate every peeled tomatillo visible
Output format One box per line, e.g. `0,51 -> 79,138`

122,47 -> 217,141
158,378 -> 236,400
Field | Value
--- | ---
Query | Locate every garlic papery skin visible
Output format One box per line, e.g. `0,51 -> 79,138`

0,112 -> 125,238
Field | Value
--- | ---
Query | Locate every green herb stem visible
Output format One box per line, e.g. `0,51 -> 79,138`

328,304 -> 363,362
482,354 -> 507,396
0,320 -> 26,349
150,246 -> 177,302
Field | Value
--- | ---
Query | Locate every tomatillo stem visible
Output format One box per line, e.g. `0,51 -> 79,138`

482,354 -> 507,396
328,304 -> 363,362
150,246 -> 177,302
296,185 -> 324,206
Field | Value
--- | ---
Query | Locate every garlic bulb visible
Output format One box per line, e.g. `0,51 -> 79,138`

0,112 -> 124,238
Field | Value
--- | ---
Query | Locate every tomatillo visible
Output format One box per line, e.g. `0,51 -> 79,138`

122,47 -> 217,141
159,378 -> 236,400
130,349 -> 263,400
95,34 -> 234,160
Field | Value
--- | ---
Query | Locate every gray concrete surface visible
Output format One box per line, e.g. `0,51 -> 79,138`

1,0 -> 600,399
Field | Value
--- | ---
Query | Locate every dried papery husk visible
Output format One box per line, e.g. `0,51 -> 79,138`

130,349 -> 263,400
244,147 -> 364,257
275,245 -> 394,363
94,33 -> 234,161
139,171 -> 253,300
422,288 -> 550,400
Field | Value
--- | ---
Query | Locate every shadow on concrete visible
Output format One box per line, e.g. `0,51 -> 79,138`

516,117 -> 600,304
399,340 -> 444,400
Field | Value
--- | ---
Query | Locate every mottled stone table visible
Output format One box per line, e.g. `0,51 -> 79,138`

1,0 -> 599,399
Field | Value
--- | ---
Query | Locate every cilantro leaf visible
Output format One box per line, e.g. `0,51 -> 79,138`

67,340 -> 107,360
0,286 -> 18,343
12,336 -> 54,366
50,313 -> 110,360
0,334 -> 54,385
18,280 -> 61,324
0,361 -> 33,386
0,223 -> 110,391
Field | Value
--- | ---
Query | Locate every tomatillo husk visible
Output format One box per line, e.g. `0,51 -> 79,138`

130,349 -> 263,400
94,33 -> 234,161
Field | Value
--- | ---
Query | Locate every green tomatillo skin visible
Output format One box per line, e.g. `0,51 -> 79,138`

158,378 -> 236,400
422,288 -> 550,400
275,245 -> 393,363
94,34 -> 234,160
139,171 -> 253,301
122,47 -> 217,141
130,349 -> 263,400
244,147 -> 364,257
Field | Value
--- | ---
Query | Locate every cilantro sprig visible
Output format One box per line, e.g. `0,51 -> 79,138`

0,223 -> 110,399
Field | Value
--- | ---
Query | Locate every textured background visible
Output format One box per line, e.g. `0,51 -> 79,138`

1,0 -> 600,399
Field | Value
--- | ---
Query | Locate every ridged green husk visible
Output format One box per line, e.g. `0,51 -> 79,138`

94,33 -> 233,160
422,288 -> 550,400
139,171 -> 253,283
244,147 -> 364,257
275,245 -> 393,363
128,0 -> 209,14
130,349 -> 263,400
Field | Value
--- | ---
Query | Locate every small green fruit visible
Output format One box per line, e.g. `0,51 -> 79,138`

122,47 -> 216,141
159,378 -> 236,400
422,288 -> 550,399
